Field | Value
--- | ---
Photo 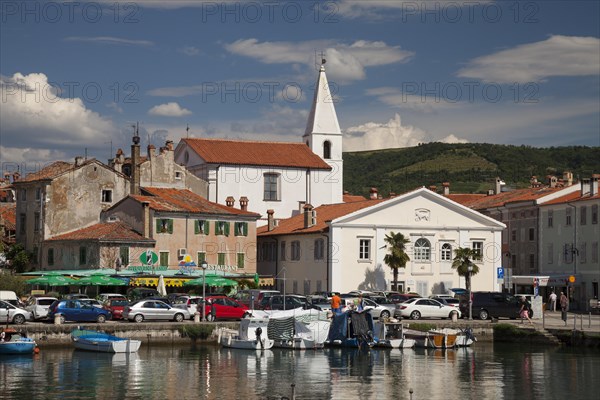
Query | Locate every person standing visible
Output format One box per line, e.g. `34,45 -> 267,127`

549,291 -> 557,312
356,294 -> 365,312
560,292 -> 568,325
331,293 -> 341,315
519,296 -> 533,325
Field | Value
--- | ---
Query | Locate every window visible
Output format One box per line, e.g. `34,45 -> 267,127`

34,212 -> 40,232
511,230 -> 517,242
592,242 -> 598,263
197,252 -> 206,265
472,241 -> 483,261
592,205 -> 598,224
35,188 -> 41,201
175,171 -> 182,180
195,220 -> 209,235
19,214 -> 26,235
159,251 -> 169,267
314,238 -> 325,261
156,219 -> 173,234
32,246 -> 38,264
323,141 -> 331,159
101,189 -> 112,203
215,221 -> 230,236
79,246 -> 87,265
218,252 -> 226,265
237,253 -> 245,269
547,243 -> 553,264
47,248 -> 54,266
563,244 -> 573,263
529,254 -> 535,271
20,189 -> 26,201
359,239 -> 371,260
548,210 -> 553,227
580,242 -> 587,264
528,228 -> 535,241
291,241 -> 301,261
280,241 -> 286,261
566,208 -> 572,226
414,238 -> 431,261
441,243 -> 452,261
264,173 -> 280,201
234,222 -> 248,236
581,206 -> 587,225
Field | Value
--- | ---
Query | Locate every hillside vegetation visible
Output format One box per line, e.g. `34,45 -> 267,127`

343,143 -> 600,197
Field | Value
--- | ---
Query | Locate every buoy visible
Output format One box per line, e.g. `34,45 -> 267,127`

34,347 -> 40,354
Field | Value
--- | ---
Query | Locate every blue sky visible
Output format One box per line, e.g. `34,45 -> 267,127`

1,0 -> 599,167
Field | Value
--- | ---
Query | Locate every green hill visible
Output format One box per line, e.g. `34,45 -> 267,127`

343,143 -> 600,197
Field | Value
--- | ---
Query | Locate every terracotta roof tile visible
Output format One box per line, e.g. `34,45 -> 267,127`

258,199 -> 384,236
17,161 -> 75,182
459,187 -> 566,210
134,187 -> 260,217
445,194 -> 487,207
542,190 -> 600,205
47,221 -> 152,242
182,138 -> 332,170
0,203 -> 16,230
343,194 -> 367,203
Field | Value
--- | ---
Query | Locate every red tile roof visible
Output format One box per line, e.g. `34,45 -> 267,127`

182,138 -> 332,170
455,187 -> 567,210
134,187 -> 260,217
47,221 -> 152,242
17,161 -> 75,182
0,203 -> 16,230
541,190 -> 600,205
343,193 -> 367,203
258,199 -> 384,236
445,194 -> 487,207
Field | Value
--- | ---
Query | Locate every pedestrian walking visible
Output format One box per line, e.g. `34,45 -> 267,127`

549,291 -> 557,312
519,296 -> 533,325
331,293 -> 341,315
560,292 -> 568,325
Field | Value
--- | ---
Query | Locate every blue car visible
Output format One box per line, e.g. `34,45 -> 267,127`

47,300 -> 112,323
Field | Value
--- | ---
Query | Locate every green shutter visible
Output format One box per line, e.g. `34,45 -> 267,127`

224,222 -> 230,236
237,253 -> 245,269
204,221 -> 209,235
243,222 -> 248,236
234,223 -> 240,236
215,221 -> 219,235
156,219 -> 161,233
168,219 -> 173,234
194,220 -> 200,234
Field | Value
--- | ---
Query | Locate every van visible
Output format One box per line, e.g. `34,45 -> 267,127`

234,289 -> 280,310
0,291 -> 21,307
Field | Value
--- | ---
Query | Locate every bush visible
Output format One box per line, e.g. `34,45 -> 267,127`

0,272 -> 29,297
179,324 -> 214,340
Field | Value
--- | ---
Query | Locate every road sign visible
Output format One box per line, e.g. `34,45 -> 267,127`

569,275 -> 576,283
139,250 -> 158,265
497,267 -> 504,279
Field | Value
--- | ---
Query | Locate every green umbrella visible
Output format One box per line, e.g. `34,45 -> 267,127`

183,276 -> 238,287
27,274 -> 78,286
74,273 -> 127,286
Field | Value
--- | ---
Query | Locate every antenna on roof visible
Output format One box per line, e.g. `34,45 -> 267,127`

132,122 -> 140,145
186,124 -> 190,138
84,148 -> 88,160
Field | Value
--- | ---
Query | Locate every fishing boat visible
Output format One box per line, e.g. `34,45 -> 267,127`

429,327 -> 477,347
324,310 -> 378,349
71,329 -> 141,353
403,328 -> 458,349
218,317 -> 274,350
0,329 -> 37,355
373,321 -> 416,349
266,308 -> 330,349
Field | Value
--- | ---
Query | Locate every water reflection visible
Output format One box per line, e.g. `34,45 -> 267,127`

0,344 -> 598,400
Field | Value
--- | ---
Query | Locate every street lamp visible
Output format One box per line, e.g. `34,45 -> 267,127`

468,265 -> 473,320
201,260 -> 208,321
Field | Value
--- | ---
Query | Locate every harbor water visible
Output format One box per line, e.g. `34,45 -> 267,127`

1,343 -> 598,400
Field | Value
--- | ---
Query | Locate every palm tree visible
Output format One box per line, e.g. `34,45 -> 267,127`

451,247 -> 479,295
383,232 -> 410,292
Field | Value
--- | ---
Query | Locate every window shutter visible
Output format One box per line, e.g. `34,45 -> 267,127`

243,222 -> 248,236
155,219 -> 161,233
204,220 -> 209,234
224,222 -> 230,236
234,222 -> 240,236
215,221 -> 219,235
168,219 -> 173,234
194,220 -> 200,234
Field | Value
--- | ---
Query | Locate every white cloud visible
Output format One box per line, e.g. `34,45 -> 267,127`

458,35 -> 600,83
224,39 -> 413,82
64,36 -> 154,47
366,87 -> 459,112
106,102 -> 123,113
344,113 -> 428,151
148,102 -> 192,117
179,46 -> 200,56
440,134 -> 469,144
0,72 -> 115,163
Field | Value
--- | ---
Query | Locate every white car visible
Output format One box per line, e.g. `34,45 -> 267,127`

342,297 -> 393,320
25,296 -> 58,320
172,295 -> 203,318
0,300 -> 32,324
394,297 -> 462,320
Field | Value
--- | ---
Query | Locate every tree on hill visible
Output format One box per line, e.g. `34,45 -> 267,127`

383,232 -> 411,292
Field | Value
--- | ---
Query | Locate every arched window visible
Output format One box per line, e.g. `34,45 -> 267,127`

414,238 -> 431,261
323,141 -> 331,159
441,243 -> 452,261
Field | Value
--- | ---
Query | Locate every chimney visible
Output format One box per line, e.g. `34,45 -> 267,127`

303,203 -> 315,228
369,187 -> 378,200
530,176 -> 539,188
547,175 -> 557,188
239,196 -> 249,211
495,177 -> 505,194
563,171 -> 573,186
442,182 -> 450,196
591,174 -> 599,196
429,185 -> 437,192
75,156 -> 84,167
581,178 -> 590,196
147,144 -> 156,160
389,192 -> 396,198
165,140 -> 174,151
267,209 -> 275,232
130,129 -> 141,195
142,201 -> 151,238
225,196 -> 235,207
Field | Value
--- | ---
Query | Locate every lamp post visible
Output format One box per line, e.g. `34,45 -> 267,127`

468,265 -> 473,320
201,260 -> 208,321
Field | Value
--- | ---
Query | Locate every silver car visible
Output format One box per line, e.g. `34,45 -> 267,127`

0,300 -> 32,324
123,299 -> 190,323
25,296 -> 58,320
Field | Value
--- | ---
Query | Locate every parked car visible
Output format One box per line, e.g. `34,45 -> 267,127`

459,292 -> 521,320
260,294 -> 320,311
126,287 -> 160,302
103,298 -> 129,320
167,292 -> 188,304
0,290 -> 23,307
123,299 -> 190,322
205,296 -> 250,321
25,296 -> 58,320
80,298 -> 103,308
172,295 -> 204,317
64,293 -> 89,300
47,300 -> 112,323
234,289 -> 280,310
394,297 -> 461,320
368,296 -> 397,318
340,297 -> 393,320
98,293 -> 127,303
0,300 -> 32,324
388,293 -> 420,304
431,296 -> 460,309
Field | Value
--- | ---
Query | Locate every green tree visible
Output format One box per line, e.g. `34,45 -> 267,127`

5,244 -> 31,273
451,247 -> 479,296
383,232 -> 410,292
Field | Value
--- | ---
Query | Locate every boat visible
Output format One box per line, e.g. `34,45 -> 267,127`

373,320 -> 416,349
429,327 -> 477,347
324,310 -> 378,349
218,317 -> 274,350
0,329 -> 37,355
265,308 -> 331,349
70,329 -> 141,353
403,328 -> 458,349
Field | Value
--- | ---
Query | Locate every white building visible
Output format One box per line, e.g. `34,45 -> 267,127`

257,187 -> 506,296
174,64 -> 343,225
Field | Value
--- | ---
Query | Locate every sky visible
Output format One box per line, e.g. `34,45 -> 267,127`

1,0 -> 599,171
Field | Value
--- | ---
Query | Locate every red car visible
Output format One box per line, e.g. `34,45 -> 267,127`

103,298 -> 129,320
205,296 -> 250,321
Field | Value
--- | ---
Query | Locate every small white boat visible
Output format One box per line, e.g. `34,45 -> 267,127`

404,328 -> 458,349
266,309 -> 331,350
71,329 -> 141,353
373,321 -> 416,349
218,318 -> 274,350
0,329 -> 37,355
430,327 -> 477,347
